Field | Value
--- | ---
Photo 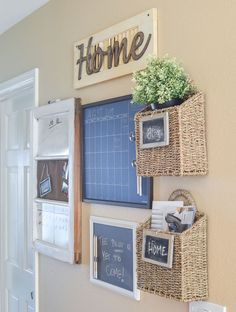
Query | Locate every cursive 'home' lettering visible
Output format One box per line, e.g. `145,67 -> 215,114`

76,31 -> 152,80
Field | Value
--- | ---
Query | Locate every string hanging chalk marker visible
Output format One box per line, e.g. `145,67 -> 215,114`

131,160 -> 142,196
138,175 -> 142,196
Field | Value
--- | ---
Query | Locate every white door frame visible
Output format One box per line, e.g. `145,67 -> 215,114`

0,69 -> 39,312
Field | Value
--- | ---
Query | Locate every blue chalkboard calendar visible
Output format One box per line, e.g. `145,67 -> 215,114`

82,95 -> 152,208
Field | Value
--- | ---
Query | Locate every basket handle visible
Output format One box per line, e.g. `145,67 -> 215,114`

168,189 -> 196,207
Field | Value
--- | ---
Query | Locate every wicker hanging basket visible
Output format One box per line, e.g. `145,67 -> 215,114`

136,190 -> 208,302
135,92 -> 208,176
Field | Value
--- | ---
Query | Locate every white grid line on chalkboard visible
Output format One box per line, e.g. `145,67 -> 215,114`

84,106 -> 130,202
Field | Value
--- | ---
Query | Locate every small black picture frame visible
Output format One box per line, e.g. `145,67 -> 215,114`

39,176 -> 52,197
140,112 -> 169,149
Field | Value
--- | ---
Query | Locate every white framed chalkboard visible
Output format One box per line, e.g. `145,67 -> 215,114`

90,216 -> 140,300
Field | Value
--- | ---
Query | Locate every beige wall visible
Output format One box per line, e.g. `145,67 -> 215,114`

1,0 -> 236,311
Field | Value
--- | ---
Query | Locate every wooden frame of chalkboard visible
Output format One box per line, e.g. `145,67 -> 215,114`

90,216 -> 140,300
82,95 -> 153,209
142,229 -> 174,268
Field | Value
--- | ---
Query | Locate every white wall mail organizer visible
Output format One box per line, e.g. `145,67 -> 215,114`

90,216 -> 140,300
32,98 -> 82,264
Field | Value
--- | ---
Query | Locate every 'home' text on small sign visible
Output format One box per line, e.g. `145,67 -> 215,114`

142,230 -> 174,268
74,9 -> 158,89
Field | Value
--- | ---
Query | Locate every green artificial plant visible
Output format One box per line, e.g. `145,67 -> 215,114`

132,55 -> 196,105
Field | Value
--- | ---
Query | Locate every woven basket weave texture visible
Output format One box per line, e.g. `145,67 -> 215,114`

136,214 -> 208,302
135,92 -> 208,176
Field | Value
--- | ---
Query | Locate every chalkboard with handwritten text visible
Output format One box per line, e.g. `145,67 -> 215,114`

142,230 -> 174,268
90,217 -> 140,300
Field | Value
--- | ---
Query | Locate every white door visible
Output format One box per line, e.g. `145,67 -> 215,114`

0,71 -> 38,312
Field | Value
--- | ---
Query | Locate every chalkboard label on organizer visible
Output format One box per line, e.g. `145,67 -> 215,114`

90,217 -> 140,300
139,112 -> 169,149
142,230 -> 174,268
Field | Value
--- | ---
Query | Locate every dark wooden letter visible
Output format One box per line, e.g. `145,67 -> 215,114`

86,37 -> 94,75
113,37 -> 131,67
76,43 -> 87,80
130,32 -> 152,60
92,46 -> 104,73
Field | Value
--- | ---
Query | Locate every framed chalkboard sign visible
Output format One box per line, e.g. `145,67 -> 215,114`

142,230 -> 174,268
139,112 -> 169,149
82,95 -> 152,208
90,216 -> 140,300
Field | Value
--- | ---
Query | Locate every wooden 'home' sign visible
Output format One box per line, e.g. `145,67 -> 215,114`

74,8 -> 158,89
